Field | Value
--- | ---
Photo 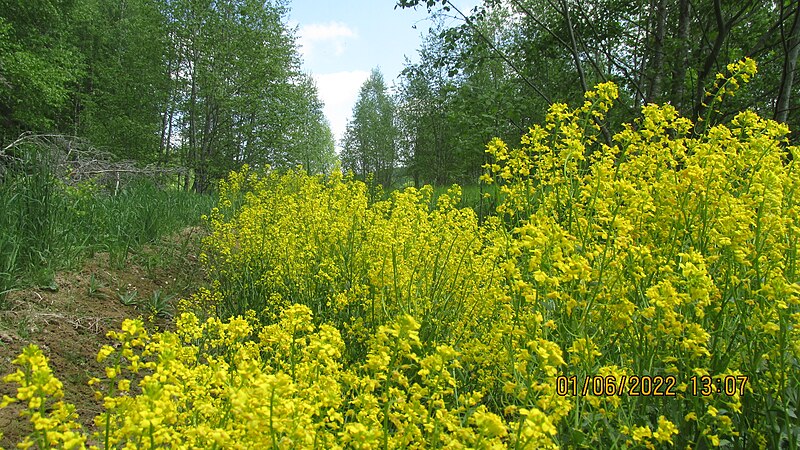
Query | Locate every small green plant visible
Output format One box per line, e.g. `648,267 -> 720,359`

141,289 -> 174,318
34,268 -> 58,292
87,273 -> 106,299
13,314 -> 34,340
116,290 -> 138,307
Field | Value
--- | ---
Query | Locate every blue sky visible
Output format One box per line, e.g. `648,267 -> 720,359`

286,0 -> 476,148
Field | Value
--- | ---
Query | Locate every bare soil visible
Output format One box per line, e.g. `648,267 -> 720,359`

0,227 -> 206,446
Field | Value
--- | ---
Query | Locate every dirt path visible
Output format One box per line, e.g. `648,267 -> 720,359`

0,228 -> 206,445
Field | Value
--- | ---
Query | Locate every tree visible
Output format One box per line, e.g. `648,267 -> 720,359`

396,0 -> 799,134
396,6 -> 563,186
775,0 -> 800,124
396,29 -> 458,187
341,69 -> 399,188
131,0 -> 336,192
0,0 -> 84,146
2,0 -> 335,191
71,0 -> 172,161
275,73 -> 337,175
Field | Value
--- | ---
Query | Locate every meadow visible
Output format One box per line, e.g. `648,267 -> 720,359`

2,67 -> 799,449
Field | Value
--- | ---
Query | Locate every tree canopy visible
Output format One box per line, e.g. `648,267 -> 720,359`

341,68 -> 399,189
0,0 -> 336,192
395,0 -> 800,186
4,0 -> 800,190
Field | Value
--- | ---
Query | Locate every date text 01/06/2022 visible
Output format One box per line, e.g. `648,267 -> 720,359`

555,375 -> 749,397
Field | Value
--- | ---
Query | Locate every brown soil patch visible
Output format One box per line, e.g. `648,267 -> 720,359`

0,227 -> 206,446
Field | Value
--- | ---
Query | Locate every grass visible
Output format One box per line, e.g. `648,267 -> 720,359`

430,182 -> 500,223
0,143 -> 215,306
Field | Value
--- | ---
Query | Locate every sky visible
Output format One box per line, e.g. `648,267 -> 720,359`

286,0 -> 476,149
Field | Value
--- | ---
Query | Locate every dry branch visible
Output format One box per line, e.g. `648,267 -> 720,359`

1,132 -> 187,193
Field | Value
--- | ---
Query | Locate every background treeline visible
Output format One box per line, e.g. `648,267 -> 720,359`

0,0 -> 336,193
342,0 -> 800,189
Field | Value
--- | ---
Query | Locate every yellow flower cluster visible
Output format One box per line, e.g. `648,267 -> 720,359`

480,58 -> 798,448
200,168 -> 507,362
3,58 -> 798,448
2,306 -> 557,448
1,345 -> 87,449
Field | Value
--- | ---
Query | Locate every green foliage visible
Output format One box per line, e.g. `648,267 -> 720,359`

0,0 -> 84,141
342,68 -> 399,189
117,290 -> 139,307
276,73 -> 338,176
1,0 -> 336,189
71,0 -> 171,161
87,273 -> 105,299
142,289 -> 174,318
0,157 -> 214,304
431,182 -> 498,223
396,9 -> 557,188
395,0 -> 800,186
0,189 -> 20,301
0,143 -> 70,292
162,0 -> 336,192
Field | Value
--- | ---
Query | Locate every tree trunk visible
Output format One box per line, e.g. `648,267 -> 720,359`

776,0 -> 800,124
560,0 -> 589,95
159,57 -> 174,165
164,102 -> 175,165
670,0 -> 691,113
186,55 -> 198,192
646,0 -> 667,103
693,0 -> 753,123
193,99 -> 217,194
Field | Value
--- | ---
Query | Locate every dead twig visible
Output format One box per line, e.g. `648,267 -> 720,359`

1,133 -> 187,192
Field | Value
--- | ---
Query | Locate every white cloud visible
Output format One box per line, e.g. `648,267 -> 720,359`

313,71 -> 370,150
298,22 -> 357,59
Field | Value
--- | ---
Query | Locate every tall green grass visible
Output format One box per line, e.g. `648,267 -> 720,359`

430,182 -> 500,223
0,144 -> 215,305
70,180 -> 216,268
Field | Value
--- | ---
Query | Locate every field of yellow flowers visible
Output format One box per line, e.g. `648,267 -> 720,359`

3,59 -> 799,449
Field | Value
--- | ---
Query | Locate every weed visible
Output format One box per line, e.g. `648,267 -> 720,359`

87,273 -> 106,299
116,290 -> 138,307
140,289 -> 173,318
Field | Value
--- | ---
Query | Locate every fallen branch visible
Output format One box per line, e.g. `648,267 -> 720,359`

1,133 -> 187,192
